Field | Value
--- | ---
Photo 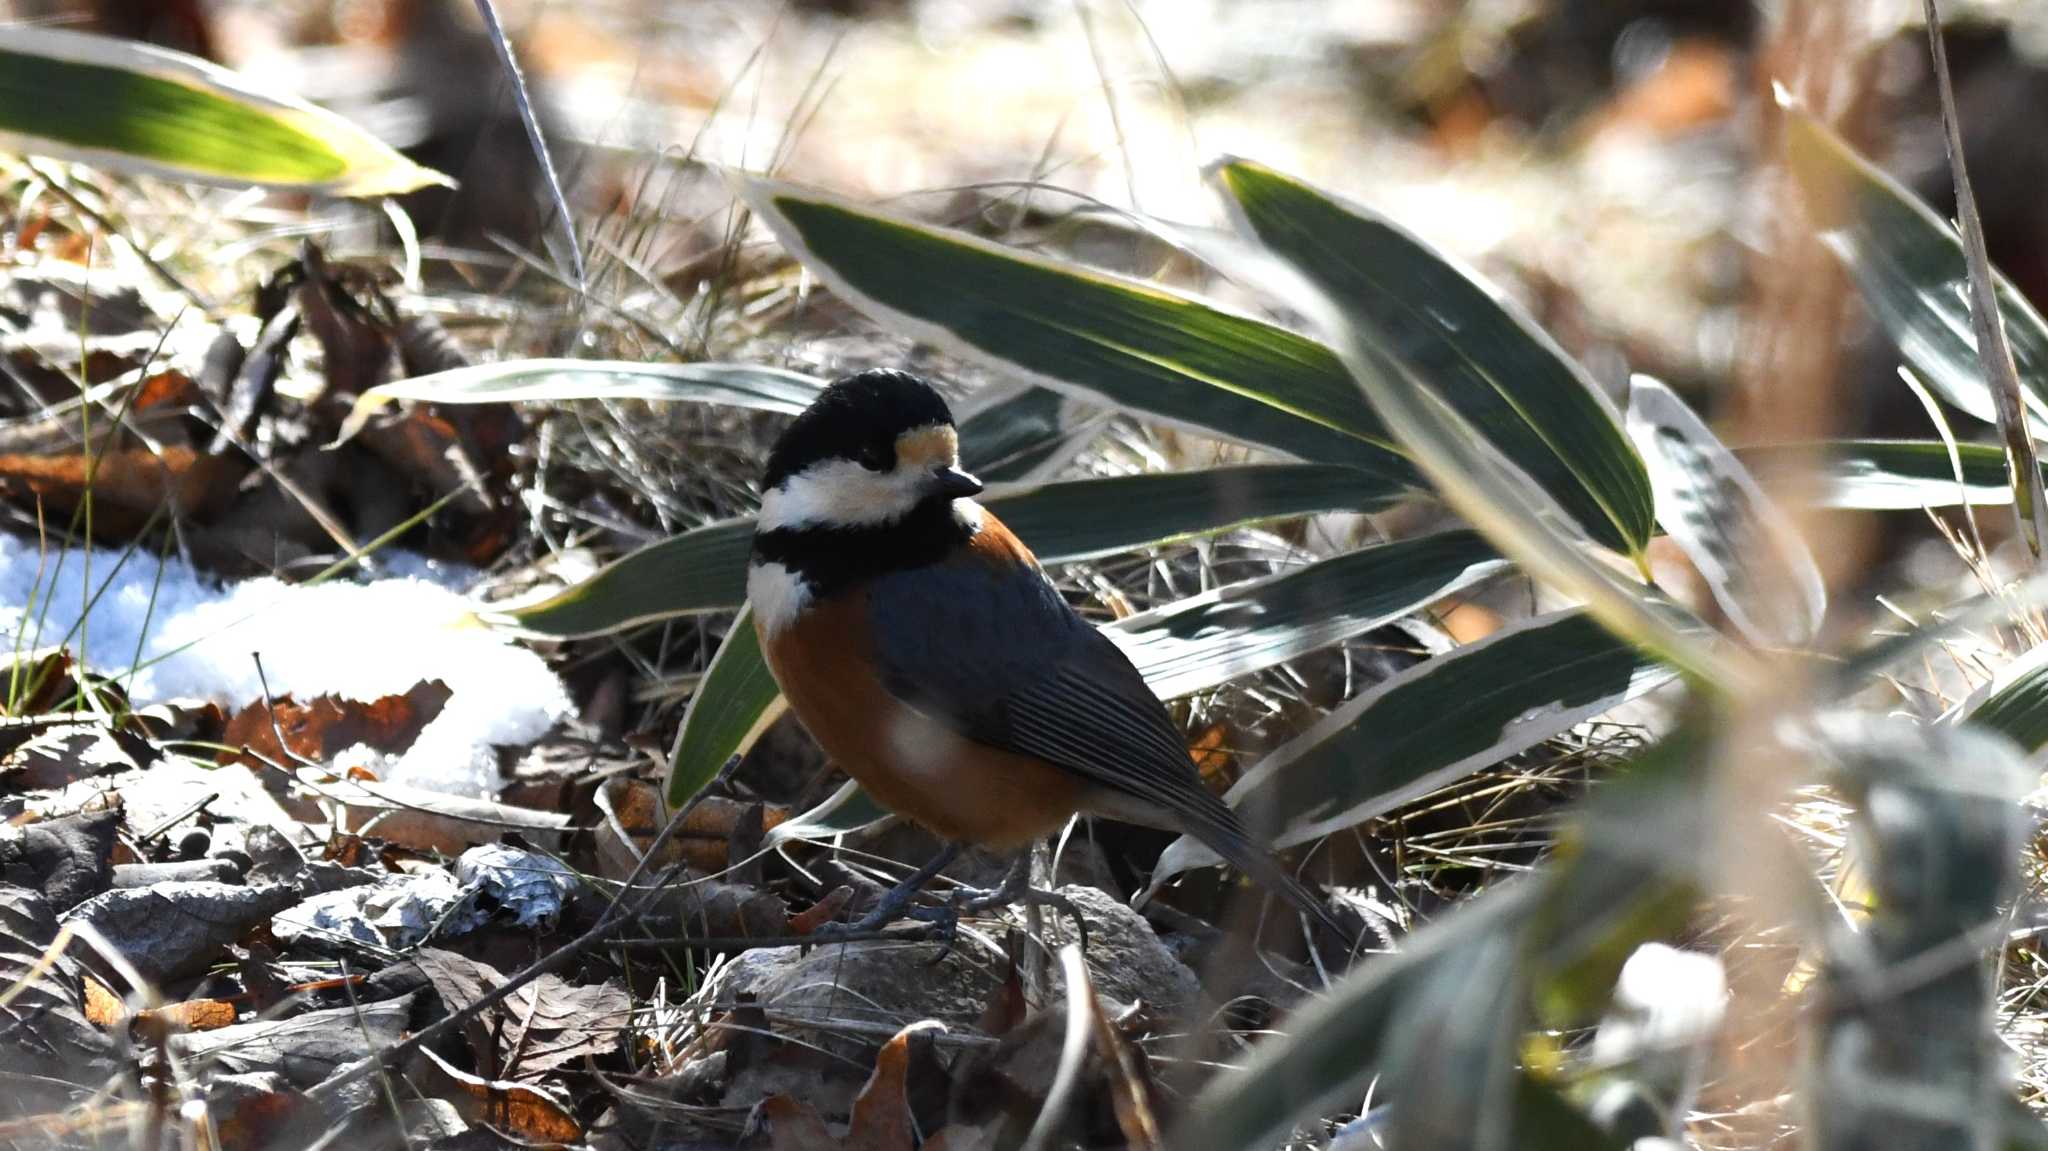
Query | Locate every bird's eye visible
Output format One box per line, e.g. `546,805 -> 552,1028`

856,444 -> 892,472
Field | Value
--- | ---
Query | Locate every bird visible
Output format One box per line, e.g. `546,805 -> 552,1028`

747,368 -> 1353,945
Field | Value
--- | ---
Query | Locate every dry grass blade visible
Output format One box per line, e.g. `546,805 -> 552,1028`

1020,944 -> 1099,1151
472,0 -> 585,292
1923,0 -> 2048,561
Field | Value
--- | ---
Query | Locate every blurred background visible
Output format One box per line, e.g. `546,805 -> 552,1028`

15,0 -> 2048,590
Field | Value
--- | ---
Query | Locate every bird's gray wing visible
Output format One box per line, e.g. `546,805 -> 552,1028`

865,559 -> 1256,852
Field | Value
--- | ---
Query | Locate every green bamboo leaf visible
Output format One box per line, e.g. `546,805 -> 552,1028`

1184,737 -> 1693,1151
731,173 -> 1418,479
1211,157 -> 1655,558
1225,167 -> 1743,688
335,360 -> 823,444
502,464 -> 1403,638
1784,107 -> 2048,435
1739,439 -> 2032,510
489,518 -> 756,638
1151,611 -> 1676,886
1964,646 -> 2048,752
666,604 -> 785,807
1177,883 -> 1539,1151
1627,376 -> 1826,647
0,26 -> 449,196
1382,933 -> 1526,1151
1109,529 -> 1506,699
956,385 -> 1101,483
763,780 -> 892,846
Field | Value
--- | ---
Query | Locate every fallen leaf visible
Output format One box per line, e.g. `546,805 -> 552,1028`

976,931 -> 1029,1038
844,1024 -> 925,1151
220,679 -> 452,769
0,885 -> 117,1110
1,726 -> 149,791
500,974 -> 632,1081
168,994 -> 414,1087
595,777 -> 789,878
207,1071 -> 307,1151
754,1095 -> 837,1150
0,809 -> 117,909
0,446 -> 241,532
63,880 -> 298,985
131,370 -> 200,412
788,887 -> 853,936
415,1046 -> 583,1143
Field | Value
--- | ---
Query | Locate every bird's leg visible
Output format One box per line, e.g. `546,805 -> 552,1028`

808,842 -> 963,942
952,851 -> 1090,953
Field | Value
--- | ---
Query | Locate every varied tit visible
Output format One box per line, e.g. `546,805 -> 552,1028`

748,368 -> 1351,943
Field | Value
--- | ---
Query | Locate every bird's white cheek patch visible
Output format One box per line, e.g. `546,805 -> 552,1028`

747,562 -> 812,636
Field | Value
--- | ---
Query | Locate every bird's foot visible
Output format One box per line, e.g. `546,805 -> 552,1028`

804,842 -> 962,946
949,857 -> 1090,953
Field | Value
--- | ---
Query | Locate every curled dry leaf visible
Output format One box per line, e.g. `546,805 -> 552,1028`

220,678 -> 453,769
844,1023 -> 933,1151
743,1024 -> 930,1151
414,1045 -> 583,1144
594,777 -> 790,879
83,974 -> 237,1032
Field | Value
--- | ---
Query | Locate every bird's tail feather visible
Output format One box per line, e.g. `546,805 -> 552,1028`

1179,801 -> 1371,950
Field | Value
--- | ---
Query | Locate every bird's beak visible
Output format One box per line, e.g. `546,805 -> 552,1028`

931,465 -> 984,498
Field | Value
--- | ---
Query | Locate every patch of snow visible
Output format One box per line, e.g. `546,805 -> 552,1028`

0,536 -> 572,796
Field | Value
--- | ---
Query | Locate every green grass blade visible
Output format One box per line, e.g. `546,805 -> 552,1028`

1110,529 -> 1506,699
1151,610 -> 1675,885
336,359 -> 823,443
503,464 -> 1403,638
1211,157 -> 1655,559
0,25 -> 449,196
732,173 -> 1417,478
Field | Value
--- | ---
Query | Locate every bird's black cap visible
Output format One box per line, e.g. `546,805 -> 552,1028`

763,369 -> 957,489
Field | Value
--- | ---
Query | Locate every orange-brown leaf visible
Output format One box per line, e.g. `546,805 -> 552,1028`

219,679 -> 451,768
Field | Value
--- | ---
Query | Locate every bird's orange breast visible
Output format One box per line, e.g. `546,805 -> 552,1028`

757,530 -> 1083,850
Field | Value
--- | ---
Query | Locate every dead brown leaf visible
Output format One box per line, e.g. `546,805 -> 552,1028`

788,887 -> 853,936
844,1025 -> 922,1151
0,446 -> 241,532
595,777 -> 789,878
86,974 -> 238,1033
219,679 -> 451,768
416,1046 -> 583,1144
754,1094 -> 837,1149
501,973 -> 632,1081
